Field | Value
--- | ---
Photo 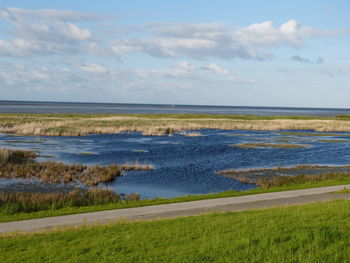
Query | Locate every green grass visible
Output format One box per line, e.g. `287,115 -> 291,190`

332,188 -> 350,194
2,178 -> 350,223
1,200 -> 350,262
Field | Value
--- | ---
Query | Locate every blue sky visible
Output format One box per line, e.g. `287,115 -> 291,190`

0,0 -> 349,107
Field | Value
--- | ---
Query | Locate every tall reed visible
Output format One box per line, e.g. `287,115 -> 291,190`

0,189 -> 140,214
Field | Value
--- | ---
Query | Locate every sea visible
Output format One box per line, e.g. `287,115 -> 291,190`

1,100 -> 350,116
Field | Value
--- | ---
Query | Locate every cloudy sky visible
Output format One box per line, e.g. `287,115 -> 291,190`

0,0 -> 349,108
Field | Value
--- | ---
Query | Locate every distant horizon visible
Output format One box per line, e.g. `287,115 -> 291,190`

1,99 -> 350,111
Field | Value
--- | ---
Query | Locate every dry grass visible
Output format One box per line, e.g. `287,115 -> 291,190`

219,165 -> 350,189
0,148 -> 36,164
0,148 -> 154,186
119,162 -> 154,171
1,114 -> 350,136
0,162 -> 122,186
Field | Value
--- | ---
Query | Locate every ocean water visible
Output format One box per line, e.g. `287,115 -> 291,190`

1,129 -> 350,198
1,100 -> 350,116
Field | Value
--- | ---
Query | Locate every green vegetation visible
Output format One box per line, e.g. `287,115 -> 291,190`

257,172 -> 350,189
38,155 -> 55,159
332,188 -> 350,194
232,142 -> 308,149
1,200 -> 350,262
0,189 -> 139,215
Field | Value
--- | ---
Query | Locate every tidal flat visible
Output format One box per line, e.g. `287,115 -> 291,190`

1,126 -> 350,199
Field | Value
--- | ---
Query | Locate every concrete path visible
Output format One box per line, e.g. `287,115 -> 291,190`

1,184 -> 350,234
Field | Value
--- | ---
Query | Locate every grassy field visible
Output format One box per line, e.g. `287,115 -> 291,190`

2,178 -> 350,223
1,200 -> 350,262
1,113 -> 350,136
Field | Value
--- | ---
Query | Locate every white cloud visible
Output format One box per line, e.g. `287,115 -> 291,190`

136,61 -> 196,78
202,63 -> 229,75
200,63 -> 255,83
0,7 -> 100,22
0,7 -> 347,60
103,20 -> 347,60
0,7 -> 95,57
78,63 -> 108,73
136,61 -> 254,84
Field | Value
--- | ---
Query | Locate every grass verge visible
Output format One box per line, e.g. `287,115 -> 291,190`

1,200 -> 350,262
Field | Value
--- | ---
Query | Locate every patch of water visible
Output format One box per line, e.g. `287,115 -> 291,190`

1,129 -> 350,198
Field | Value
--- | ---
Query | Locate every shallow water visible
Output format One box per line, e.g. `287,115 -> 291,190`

1,129 -> 350,198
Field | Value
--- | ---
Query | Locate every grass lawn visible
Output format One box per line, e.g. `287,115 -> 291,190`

1,178 -> 350,223
1,200 -> 350,262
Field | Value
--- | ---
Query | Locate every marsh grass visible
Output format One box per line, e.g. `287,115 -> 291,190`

0,162 -> 122,186
257,172 -> 350,189
232,142 -> 308,149
0,148 -> 36,165
0,148 -> 153,186
0,189 -> 139,214
119,162 -> 154,171
219,165 -> 350,189
1,113 -> 350,136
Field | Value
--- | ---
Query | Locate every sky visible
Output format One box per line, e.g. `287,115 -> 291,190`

0,0 -> 349,108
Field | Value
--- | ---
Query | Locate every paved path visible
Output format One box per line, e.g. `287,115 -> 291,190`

1,184 -> 350,234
